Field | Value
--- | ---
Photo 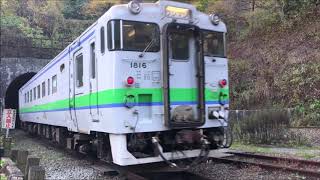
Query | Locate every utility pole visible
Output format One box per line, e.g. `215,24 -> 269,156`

0,56 -> 2,108
0,56 -> 2,133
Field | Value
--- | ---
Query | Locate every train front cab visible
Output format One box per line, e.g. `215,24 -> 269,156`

107,1 -> 230,166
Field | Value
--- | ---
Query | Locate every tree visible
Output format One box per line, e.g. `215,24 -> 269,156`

62,0 -> 87,20
197,0 -> 209,12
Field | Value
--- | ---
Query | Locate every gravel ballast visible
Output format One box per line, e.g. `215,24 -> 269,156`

190,160 -> 314,180
8,129 -> 318,180
11,130 -> 120,180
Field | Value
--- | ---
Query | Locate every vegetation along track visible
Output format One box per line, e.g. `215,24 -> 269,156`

210,151 -> 320,178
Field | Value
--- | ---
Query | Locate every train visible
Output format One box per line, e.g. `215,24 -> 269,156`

18,0 -> 231,166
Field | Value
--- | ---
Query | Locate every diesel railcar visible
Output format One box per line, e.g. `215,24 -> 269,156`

18,0 -> 231,166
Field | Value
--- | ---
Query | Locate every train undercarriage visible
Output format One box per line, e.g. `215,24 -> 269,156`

20,121 -> 232,166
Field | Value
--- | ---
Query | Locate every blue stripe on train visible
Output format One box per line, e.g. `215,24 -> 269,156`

20,100 -> 229,114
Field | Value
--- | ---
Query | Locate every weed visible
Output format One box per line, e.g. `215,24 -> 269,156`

229,109 -> 311,146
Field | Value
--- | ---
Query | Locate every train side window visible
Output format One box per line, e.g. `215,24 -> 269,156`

107,21 -> 112,49
25,93 -> 27,103
48,79 -> 50,95
37,85 -> 40,99
33,87 -> 36,100
108,20 -> 121,50
90,42 -> 96,79
170,33 -> 189,60
114,20 -> 121,50
76,54 -> 84,87
52,75 -> 57,94
42,81 -> 46,97
30,90 -> 32,102
60,64 -> 65,73
27,91 -> 29,103
100,27 -> 105,53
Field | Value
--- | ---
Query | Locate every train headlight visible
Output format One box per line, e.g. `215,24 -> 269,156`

209,14 -> 220,25
128,1 -> 142,14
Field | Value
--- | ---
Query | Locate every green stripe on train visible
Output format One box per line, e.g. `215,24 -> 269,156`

19,88 -> 229,113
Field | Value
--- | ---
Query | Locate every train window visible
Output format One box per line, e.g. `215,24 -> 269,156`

37,85 -> 40,99
48,79 -> 50,95
170,33 -> 189,60
108,20 -> 121,50
33,87 -> 36,100
42,82 -> 45,97
52,75 -> 57,94
107,21 -> 112,49
108,20 -> 159,51
75,54 -> 84,87
114,20 -> 121,50
90,42 -> 96,79
202,31 -> 225,57
60,64 -> 65,73
122,21 -> 160,52
30,90 -> 32,102
100,27 -> 105,53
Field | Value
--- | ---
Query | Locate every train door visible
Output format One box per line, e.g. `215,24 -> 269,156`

163,24 -> 205,128
70,49 -> 85,131
89,41 -> 99,122
67,47 -> 78,132
74,50 -> 86,127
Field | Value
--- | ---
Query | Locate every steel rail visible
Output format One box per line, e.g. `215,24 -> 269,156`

210,152 -> 320,178
228,152 -> 320,166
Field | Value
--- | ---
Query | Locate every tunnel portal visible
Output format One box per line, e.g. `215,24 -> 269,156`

4,72 -> 36,127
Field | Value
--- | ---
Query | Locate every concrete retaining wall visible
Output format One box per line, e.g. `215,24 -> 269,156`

0,57 -> 51,102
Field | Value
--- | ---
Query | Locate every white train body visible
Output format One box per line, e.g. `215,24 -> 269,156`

19,1 -> 230,166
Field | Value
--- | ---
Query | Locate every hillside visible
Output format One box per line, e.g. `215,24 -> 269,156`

225,4 -> 320,125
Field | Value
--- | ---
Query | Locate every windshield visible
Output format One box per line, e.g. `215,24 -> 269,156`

108,20 -> 160,52
202,30 -> 225,57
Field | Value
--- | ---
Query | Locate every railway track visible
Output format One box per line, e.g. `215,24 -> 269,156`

18,130 -> 320,179
210,151 -> 320,178
25,132 -> 210,180
126,169 -> 210,180
89,156 -> 212,180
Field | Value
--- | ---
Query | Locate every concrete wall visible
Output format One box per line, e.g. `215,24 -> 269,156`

0,58 -> 51,103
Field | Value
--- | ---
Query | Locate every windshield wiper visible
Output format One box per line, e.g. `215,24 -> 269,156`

139,38 -> 156,58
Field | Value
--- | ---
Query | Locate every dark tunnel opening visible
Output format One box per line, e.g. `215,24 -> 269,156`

5,72 -> 36,128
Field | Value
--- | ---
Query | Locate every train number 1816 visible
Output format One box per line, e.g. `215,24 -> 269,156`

130,62 -> 147,68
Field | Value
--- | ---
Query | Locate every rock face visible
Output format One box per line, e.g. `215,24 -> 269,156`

0,57 -> 51,105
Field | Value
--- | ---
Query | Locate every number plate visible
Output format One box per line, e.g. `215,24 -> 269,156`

130,62 -> 147,68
